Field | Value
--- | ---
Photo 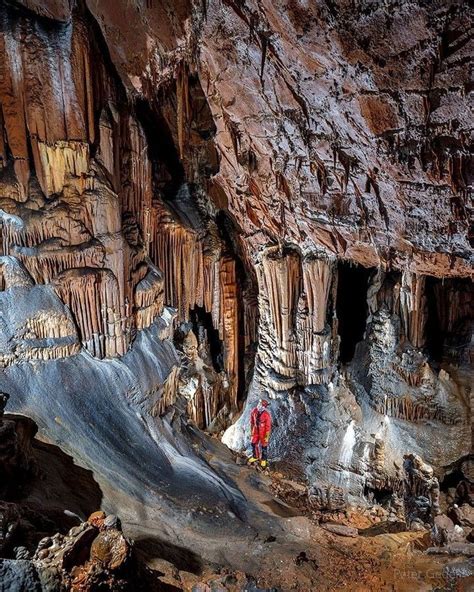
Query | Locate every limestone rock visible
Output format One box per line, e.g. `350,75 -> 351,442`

89,529 -> 130,571
450,504 -> 474,529
322,523 -> 358,538
0,559 -> 41,592
308,481 -> 346,512
0,1 -> 472,589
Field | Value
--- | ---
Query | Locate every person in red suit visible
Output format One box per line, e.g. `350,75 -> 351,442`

248,398 -> 272,468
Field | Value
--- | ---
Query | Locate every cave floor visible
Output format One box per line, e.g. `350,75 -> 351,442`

3,335 -> 467,591
19,429 -> 461,591
172,438 -> 457,592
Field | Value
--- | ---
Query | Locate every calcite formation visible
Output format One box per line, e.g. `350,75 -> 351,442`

0,0 -> 472,588
257,246 -> 336,388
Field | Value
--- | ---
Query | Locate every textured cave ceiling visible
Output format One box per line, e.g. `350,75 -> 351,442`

0,0 -> 472,589
8,0 -> 472,276
88,0 -> 473,275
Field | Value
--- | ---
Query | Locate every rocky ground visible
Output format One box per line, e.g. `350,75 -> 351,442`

2,380 -> 474,591
0,1 -> 472,590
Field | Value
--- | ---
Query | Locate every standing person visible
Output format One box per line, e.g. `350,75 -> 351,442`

248,399 -> 272,468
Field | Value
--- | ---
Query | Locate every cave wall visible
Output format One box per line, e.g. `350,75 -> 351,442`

0,0 -> 472,506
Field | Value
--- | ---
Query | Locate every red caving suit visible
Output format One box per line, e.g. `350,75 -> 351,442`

250,406 -> 272,454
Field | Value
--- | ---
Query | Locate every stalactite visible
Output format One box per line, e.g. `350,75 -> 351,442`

149,203 -> 241,421
243,289 -> 258,349
52,269 -> 129,358
296,256 -> 335,384
257,247 -> 336,386
22,312 -> 77,340
0,12 -> 98,199
122,115 -> 153,248
30,140 -> 90,197
259,246 -> 301,379
15,245 -> 105,285
176,62 -> 191,161
151,213 -> 199,319
187,377 -> 220,430
154,366 -> 180,417
0,28 -> 29,199
9,342 -> 81,365
376,394 -> 460,425
98,108 -> 117,183
301,256 -> 333,334
400,271 -> 427,348
219,256 -> 239,409
134,265 -> 164,331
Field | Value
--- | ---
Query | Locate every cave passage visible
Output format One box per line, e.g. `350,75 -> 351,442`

134,97 -> 185,202
215,210 -> 259,404
336,262 -> 373,364
440,468 -> 465,492
363,484 -> 394,505
425,276 -> 473,365
191,306 -> 224,372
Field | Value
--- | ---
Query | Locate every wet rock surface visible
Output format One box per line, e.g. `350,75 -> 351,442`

0,0 -> 472,590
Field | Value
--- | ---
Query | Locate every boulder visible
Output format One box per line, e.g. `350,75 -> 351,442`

456,505 -> 474,528
426,543 -> 474,556
0,559 -> 41,592
90,529 -> 129,570
61,525 -> 98,570
322,523 -> 358,538
434,514 -> 455,531
103,515 -> 121,531
308,481 -> 346,511
87,511 -> 106,530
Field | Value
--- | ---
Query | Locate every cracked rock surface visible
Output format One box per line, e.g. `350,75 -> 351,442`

0,0 -> 472,590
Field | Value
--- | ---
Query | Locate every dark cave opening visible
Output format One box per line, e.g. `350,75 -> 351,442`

190,306 -> 224,373
440,468 -> 465,492
425,276 -> 473,365
215,210 -> 259,405
336,262 -> 373,364
425,278 -> 444,364
134,96 -> 185,202
363,484 -> 394,505
135,73 -> 219,233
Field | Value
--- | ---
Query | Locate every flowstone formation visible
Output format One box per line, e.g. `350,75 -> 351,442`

0,0 -> 472,589
0,395 -> 133,591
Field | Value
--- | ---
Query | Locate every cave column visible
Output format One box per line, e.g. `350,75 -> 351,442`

296,255 -> 335,384
219,256 -> 239,409
257,247 -> 301,385
400,271 -> 427,348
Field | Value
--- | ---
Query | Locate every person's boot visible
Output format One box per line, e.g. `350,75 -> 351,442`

248,456 -> 258,464
260,460 -> 268,469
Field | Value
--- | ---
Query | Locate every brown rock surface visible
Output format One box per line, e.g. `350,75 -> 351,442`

0,1 -> 472,590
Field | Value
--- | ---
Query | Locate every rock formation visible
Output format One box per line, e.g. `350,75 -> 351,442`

0,0 -> 472,589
